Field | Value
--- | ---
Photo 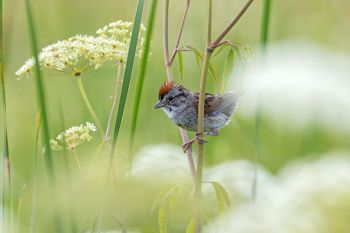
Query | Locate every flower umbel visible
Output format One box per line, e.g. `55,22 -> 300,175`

50,122 -> 97,151
15,21 -> 145,78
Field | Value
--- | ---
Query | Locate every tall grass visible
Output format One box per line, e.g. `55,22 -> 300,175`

129,0 -> 158,157
24,0 -> 55,181
252,0 -> 272,200
110,0 -> 145,165
1,0 -> 12,231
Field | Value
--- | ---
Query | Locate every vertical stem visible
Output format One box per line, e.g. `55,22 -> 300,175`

105,62 -> 123,141
162,0 -> 196,187
260,0 -> 271,49
253,0 -> 271,200
72,150 -> 81,170
163,0 -> 173,80
76,78 -> 105,139
194,50 -> 212,233
0,0 -> 11,231
25,0 -> 55,182
207,0 -> 212,44
30,112 -> 41,233
194,2 -> 213,232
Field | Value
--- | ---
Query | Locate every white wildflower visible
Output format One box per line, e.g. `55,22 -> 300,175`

50,122 -> 97,151
130,144 -> 191,184
96,20 -> 146,58
236,41 -> 350,132
204,152 -> 350,233
15,20 -> 146,79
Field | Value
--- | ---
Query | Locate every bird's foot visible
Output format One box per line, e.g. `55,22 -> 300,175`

182,133 -> 208,153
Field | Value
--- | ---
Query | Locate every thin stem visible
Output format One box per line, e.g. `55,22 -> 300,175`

211,0 -> 254,46
252,0 -> 271,200
72,149 -> 81,170
25,0 -> 54,182
105,62 -> 123,141
194,47 -> 213,233
30,112 -> 41,233
207,0 -> 212,44
76,78 -> 105,139
168,0 -> 191,65
162,0 -> 196,188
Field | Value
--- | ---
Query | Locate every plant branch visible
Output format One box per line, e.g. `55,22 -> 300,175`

105,62 -> 123,141
211,0 -> 254,46
168,0 -> 190,65
76,78 -> 105,139
162,0 -> 196,187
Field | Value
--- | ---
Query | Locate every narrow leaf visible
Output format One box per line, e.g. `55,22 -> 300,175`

210,182 -> 231,213
110,0 -> 145,157
158,207 -> 167,233
185,46 -> 217,80
186,218 -> 195,233
221,48 -> 235,92
129,0 -> 158,155
178,50 -> 184,82
25,0 -> 54,181
0,0 -> 11,229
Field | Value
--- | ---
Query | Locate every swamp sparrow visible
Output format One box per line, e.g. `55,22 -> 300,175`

154,81 -> 238,152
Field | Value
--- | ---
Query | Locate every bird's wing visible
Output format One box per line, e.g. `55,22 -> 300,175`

194,91 -> 238,115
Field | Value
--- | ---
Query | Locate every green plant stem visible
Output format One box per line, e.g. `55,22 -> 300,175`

260,0 -> 271,48
210,0 -> 254,46
72,149 -> 81,170
129,0 -> 158,157
105,62 -> 123,141
193,2 -> 213,232
168,0 -> 190,65
0,0 -> 11,230
25,0 -> 55,182
30,112 -> 40,233
194,1 -> 254,232
109,0 -> 145,173
162,0 -> 196,187
76,78 -> 105,139
253,0 -> 271,200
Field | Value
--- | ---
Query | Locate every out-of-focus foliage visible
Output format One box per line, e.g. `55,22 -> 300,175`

2,0 -> 350,232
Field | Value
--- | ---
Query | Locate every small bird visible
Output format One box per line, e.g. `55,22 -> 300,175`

154,81 -> 238,152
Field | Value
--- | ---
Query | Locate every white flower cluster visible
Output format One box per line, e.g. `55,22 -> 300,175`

15,21 -> 145,78
50,122 -> 97,151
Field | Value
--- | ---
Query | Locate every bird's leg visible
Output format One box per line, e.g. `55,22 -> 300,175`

182,130 -> 219,153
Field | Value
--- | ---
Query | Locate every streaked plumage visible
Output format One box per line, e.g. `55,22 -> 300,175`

154,81 -> 238,133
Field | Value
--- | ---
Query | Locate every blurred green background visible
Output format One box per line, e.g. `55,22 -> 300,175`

2,0 -> 350,232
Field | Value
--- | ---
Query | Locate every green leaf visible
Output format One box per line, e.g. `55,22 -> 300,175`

184,46 -> 217,80
210,182 -> 231,213
152,186 -> 180,233
129,0 -> 158,156
222,48 -> 235,92
25,0 -> 54,181
212,43 -> 228,57
178,50 -> 184,82
186,218 -> 195,233
158,207 -> 167,233
110,0 -> 145,158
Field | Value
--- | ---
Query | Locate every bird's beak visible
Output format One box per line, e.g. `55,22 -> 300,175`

154,100 -> 165,109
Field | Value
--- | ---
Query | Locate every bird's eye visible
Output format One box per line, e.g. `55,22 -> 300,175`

168,96 -> 174,101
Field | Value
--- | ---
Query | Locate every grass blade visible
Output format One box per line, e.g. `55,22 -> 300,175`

178,50 -> 184,82
129,0 -> 158,154
110,0 -> 145,158
24,0 -> 55,181
260,0 -> 272,49
1,0 -> 12,231
253,0 -> 272,200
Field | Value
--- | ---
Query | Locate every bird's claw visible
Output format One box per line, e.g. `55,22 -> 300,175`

182,141 -> 194,153
182,133 -> 208,153
195,133 -> 208,144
